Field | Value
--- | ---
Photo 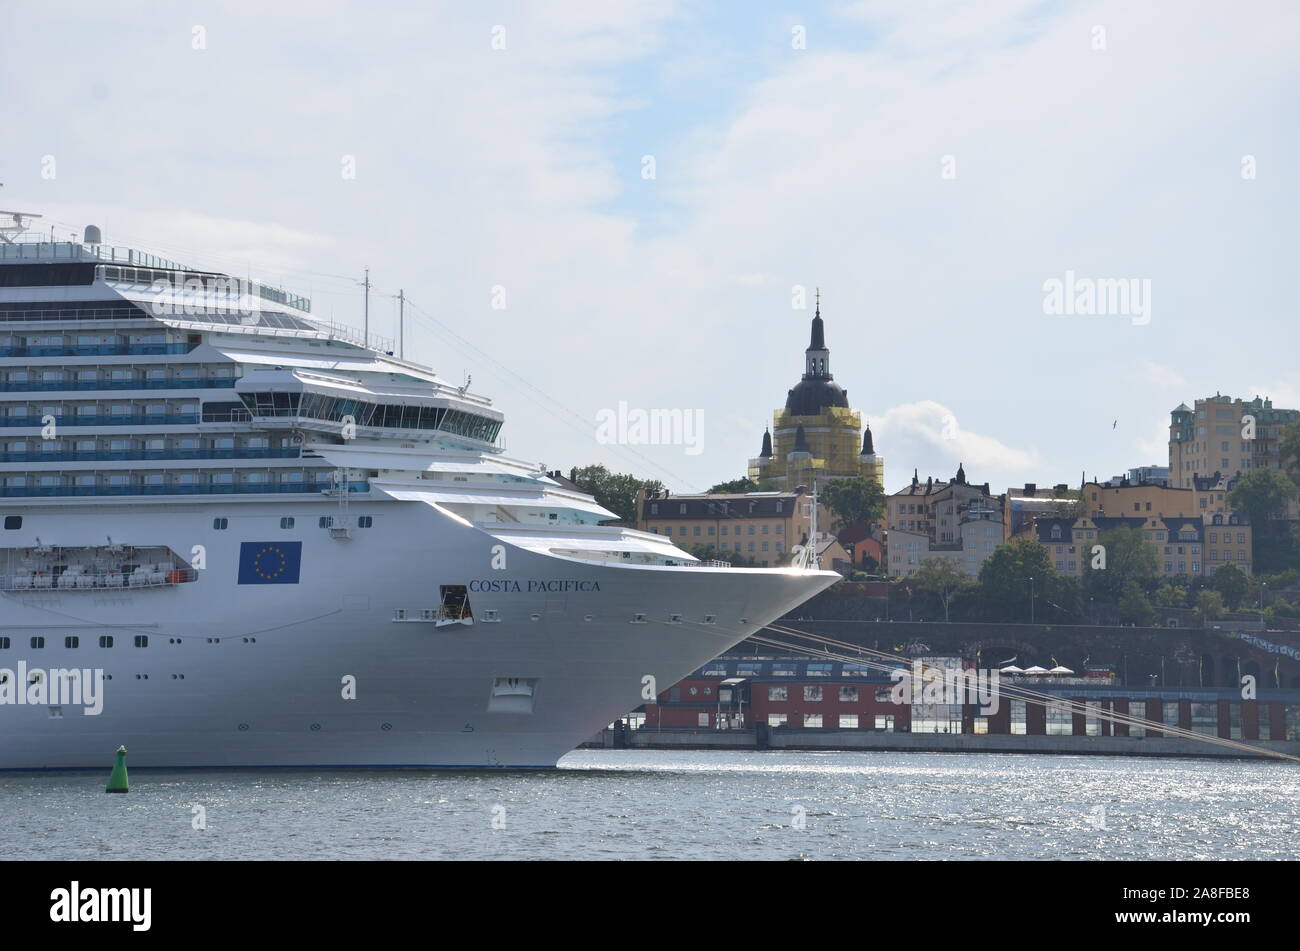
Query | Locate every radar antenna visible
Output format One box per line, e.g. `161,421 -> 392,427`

0,207 -> 43,245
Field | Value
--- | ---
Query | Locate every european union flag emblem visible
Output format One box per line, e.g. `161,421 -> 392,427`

237,541 -> 303,585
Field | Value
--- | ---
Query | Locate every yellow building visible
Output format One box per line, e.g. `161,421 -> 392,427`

1022,480 -> 1253,577
748,295 -> 884,491
635,487 -> 812,568
1169,394 -> 1300,519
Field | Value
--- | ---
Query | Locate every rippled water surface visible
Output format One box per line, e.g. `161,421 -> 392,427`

3,750 -> 1297,860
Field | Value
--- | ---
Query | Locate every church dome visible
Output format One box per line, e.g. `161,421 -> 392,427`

785,378 -> 849,415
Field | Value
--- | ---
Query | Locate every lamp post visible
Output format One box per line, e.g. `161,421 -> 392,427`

1260,581 -> 1268,627
1029,575 -> 1036,624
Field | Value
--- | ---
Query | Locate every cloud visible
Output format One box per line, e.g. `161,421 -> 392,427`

5,0 -> 1296,495
873,400 -> 1043,485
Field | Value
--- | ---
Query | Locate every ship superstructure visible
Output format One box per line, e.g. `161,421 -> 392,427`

0,214 -> 838,768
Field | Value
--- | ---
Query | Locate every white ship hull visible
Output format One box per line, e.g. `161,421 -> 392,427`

0,497 -> 837,768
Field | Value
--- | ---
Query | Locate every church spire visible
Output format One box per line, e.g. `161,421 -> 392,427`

805,288 -> 829,378
860,426 -> 875,457
759,427 -> 772,458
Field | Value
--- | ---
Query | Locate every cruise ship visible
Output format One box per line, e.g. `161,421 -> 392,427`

0,211 -> 838,769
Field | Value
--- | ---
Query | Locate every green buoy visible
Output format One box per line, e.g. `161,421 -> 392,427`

105,745 -> 129,794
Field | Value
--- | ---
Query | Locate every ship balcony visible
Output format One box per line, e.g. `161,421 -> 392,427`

0,413 -> 201,428
0,379 -> 237,393
0,481 -> 370,498
0,448 -> 302,464
0,344 -> 196,358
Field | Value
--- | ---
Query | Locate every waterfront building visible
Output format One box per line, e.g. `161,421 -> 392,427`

632,656 -> 1300,742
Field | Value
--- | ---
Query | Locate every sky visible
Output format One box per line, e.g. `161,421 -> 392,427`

2,0 -> 1297,495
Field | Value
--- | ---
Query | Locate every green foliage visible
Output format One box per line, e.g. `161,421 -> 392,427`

1154,583 -> 1189,608
569,465 -> 663,523
1228,468 -> 1296,531
1081,525 -> 1158,602
1211,563 -> 1249,610
971,540 -> 1080,622
1228,468 -> 1299,571
1267,598 -> 1300,620
1196,589 -> 1225,624
911,558 -> 972,621
706,476 -> 773,494
1117,580 -> 1156,626
1279,419 -> 1300,483
820,476 -> 885,530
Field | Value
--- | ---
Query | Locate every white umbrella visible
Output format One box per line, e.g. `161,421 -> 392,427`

999,665 -> 1025,674
1023,665 -> 1049,674
1049,666 -> 1075,674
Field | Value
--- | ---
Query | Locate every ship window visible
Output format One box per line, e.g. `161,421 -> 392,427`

0,637 -> 8,649
65,636 -> 79,648
357,516 -> 373,527
280,517 -> 295,529
3,516 -> 20,529
213,518 -> 228,529
319,516 -> 333,528
134,635 -> 149,648
99,636 -> 114,648
30,637 -> 44,649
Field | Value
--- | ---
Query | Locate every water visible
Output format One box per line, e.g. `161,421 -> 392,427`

2,750 -> 1297,860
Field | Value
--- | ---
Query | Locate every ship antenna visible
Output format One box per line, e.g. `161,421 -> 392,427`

359,267 -> 372,348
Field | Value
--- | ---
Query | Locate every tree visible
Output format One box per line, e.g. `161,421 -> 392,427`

1081,524 -> 1158,602
912,558 -> 969,622
1228,467 -> 1296,525
1279,419 -> 1300,485
1196,589 -> 1225,625
569,465 -> 663,523
1154,582 -> 1189,609
971,540 -> 1078,623
706,476 -> 767,494
820,476 -> 885,531
1229,468 -> 1299,571
1117,580 -> 1156,626
1211,563 -> 1249,610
